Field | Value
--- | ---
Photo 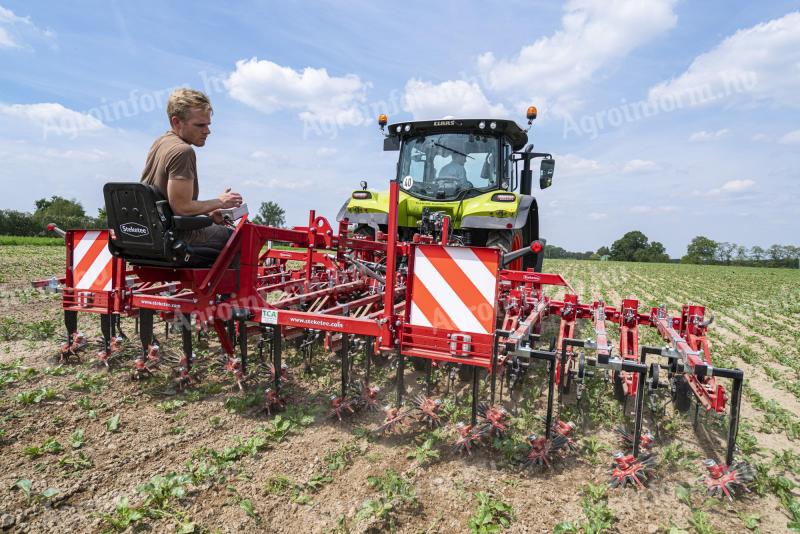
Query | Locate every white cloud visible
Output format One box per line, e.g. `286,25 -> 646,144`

588,212 -> 607,220
688,128 -> 729,142
316,147 -> 338,157
0,5 -> 54,49
751,133 -> 770,142
478,0 -> 677,113
649,12 -> 800,109
622,159 -> 660,173
779,129 -> 800,144
630,205 -> 678,214
701,179 -> 756,196
719,179 -> 755,193
402,79 -> 507,120
43,148 -> 110,162
0,103 -> 105,137
225,58 -> 369,126
556,153 -> 611,178
0,26 -> 15,48
242,177 -> 313,190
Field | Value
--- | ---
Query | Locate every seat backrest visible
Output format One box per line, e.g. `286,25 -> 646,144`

103,182 -> 172,263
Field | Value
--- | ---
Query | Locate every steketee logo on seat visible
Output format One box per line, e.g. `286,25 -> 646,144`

120,222 -> 149,237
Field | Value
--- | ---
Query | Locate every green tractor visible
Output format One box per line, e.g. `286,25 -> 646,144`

336,108 -> 556,271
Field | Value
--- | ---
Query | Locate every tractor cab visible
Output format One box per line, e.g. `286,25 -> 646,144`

337,108 -> 555,271
389,119 -> 528,201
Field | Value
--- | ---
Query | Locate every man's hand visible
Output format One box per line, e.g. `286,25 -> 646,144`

218,188 -> 242,209
210,209 -> 225,225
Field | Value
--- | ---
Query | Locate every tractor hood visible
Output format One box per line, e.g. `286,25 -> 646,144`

337,188 -> 533,231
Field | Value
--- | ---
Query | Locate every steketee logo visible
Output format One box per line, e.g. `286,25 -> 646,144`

120,222 -> 149,238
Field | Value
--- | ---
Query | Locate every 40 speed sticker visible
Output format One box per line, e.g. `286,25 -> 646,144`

261,309 -> 279,324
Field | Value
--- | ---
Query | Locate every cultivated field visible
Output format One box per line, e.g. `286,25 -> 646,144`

1,246 -> 799,533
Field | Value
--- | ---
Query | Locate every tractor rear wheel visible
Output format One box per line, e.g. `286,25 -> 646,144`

486,229 -> 523,270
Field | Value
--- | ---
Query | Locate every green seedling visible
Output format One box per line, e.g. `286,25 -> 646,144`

468,491 -> 515,534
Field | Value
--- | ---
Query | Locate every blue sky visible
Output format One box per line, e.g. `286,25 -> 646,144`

0,0 -> 798,256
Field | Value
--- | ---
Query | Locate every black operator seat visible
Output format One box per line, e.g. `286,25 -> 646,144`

102,182 -> 219,268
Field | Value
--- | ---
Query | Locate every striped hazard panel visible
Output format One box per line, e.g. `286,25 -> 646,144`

71,230 -> 113,292
409,245 -> 499,334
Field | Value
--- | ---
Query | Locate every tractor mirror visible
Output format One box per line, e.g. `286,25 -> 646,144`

539,158 -> 555,189
383,136 -> 400,151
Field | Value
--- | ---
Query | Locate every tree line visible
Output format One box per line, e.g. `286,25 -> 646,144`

0,197 -> 105,235
546,230 -> 798,268
0,197 -> 287,236
682,235 -> 799,268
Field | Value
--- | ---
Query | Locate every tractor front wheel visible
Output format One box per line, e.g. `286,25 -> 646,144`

486,230 -> 523,270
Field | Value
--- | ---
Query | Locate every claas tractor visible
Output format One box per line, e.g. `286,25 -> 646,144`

336,107 -> 556,271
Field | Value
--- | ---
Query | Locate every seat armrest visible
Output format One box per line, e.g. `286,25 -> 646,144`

172,216 -> 213,231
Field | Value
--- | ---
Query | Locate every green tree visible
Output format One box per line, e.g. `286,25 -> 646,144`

682,236 -> 717,264
646,241 -> 670,262
0,210 -> 38,236
252,201 -> 286,227
32,196 -> 102,231
596,246 -> 610,257
750,245 -> 764,262
609,231 -> 649,261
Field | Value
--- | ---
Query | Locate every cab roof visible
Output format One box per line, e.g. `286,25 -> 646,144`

386,119 -> 528,151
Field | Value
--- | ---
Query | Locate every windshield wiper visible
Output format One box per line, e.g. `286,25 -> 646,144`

433,142 -> 474,159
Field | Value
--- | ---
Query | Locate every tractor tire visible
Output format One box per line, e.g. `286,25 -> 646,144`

672,375 -> 693,413
486,229 -> 523,270
353,225 -> 375,239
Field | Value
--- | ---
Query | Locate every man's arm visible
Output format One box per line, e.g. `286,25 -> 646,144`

167,179 -> 241,216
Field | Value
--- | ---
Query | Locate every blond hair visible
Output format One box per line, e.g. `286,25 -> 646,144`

167,88 -> 212,122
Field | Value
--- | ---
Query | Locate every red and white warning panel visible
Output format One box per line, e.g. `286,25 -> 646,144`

408,245 -> 499,334
71,230 -> 113,292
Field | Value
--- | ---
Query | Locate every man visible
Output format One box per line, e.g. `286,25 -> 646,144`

438,152 -> 468,181
140,88 -> 242,252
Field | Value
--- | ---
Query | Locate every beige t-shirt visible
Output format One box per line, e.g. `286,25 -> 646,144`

140,131 -> 199,202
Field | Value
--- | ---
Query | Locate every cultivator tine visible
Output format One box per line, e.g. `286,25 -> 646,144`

524,433 -> 568,468
701,459 -> 755,501
60,331 -> 87,364
609,452 -> 658,489
264,387 -> 286,416
340,333 -> 349,399
414,394 -> 443,427
375,405 -> 413,434
328,393 -> 358,421
614,425 -> 654,452
177,313 -> 194,388
134,309 -> 155,378
551,420 -> 578,452
425,359 -> 433,396
364,338 -> 373,385
97,313 -> 112,367
477,403 -> 509,438
238,317 -> 248,377
453,422 -> 485,455
359,382 -> 380,411
396,352 -> 405,408
632,363 -> 647,458
470,367 -> 480,427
